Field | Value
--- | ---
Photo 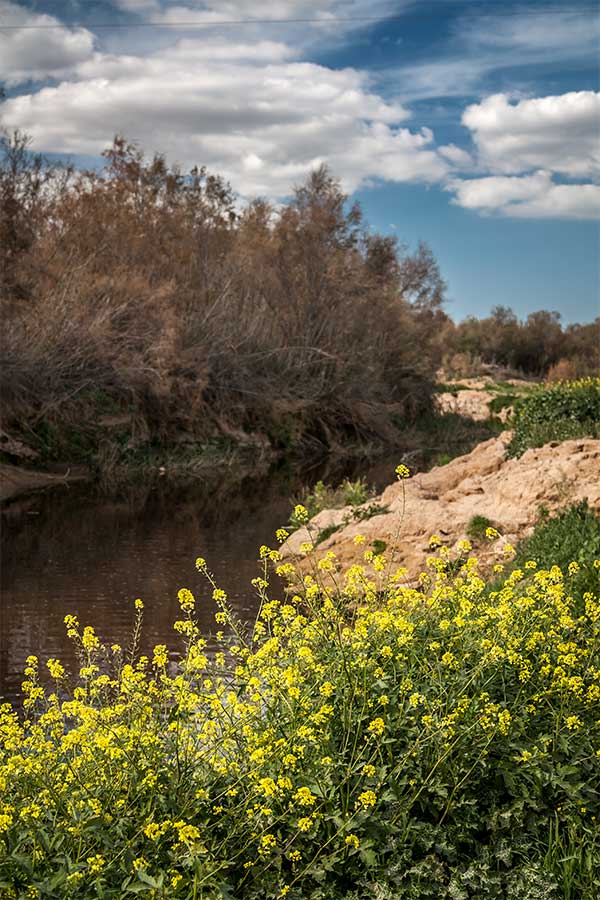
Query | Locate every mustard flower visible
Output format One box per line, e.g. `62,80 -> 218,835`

357,790 -> 377,809
177,588 -> 195,612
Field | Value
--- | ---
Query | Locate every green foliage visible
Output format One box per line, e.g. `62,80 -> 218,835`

289,479 -> 374,530
508,378 -> 600,458
466,515 -> 497,543
508,501 -> 600,598
1,539 -> 599,899
315,523 -> 343,546
371,539 -> 387,555
488,392 -> 519,415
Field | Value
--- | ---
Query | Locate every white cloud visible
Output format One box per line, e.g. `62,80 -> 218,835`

1,36 -> 449,197
0,1 -> 95,85
445,90 -> 600,219
447,171 -> 600,220
438,143 -> 473,169
462,92 -> 600,179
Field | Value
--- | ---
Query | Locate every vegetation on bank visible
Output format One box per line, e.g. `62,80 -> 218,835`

1,132 -> 598,475
1,490 -> 599,899
444,307 -> 599,379
507,377 -> 600,458
501,501 -> 600,599
1,132 -> 448,467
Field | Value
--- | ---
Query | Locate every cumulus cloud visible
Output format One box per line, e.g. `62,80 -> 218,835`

1,36 -> 451,197
0,1 -> 95,85
447,171 -> 600,220
462,92 -> 600,179
444,90 -> 600,219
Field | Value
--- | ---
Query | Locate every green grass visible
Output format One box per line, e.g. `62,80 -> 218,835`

289,478 -> 375,531
466,514 -> 498,543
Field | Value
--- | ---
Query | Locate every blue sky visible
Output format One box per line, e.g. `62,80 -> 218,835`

1,0 -> 599,322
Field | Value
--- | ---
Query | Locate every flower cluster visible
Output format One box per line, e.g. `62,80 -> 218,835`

0,533 -> 599,898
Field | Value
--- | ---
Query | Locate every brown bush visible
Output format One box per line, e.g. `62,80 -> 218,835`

0,134 -> 448,458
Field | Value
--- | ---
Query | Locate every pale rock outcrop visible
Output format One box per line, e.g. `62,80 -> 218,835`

282,435 -> 600,579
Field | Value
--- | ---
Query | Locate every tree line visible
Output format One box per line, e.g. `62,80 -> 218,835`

0,130 -> 597,458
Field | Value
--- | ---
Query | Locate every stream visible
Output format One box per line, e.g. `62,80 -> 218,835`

1,453 -> 405,705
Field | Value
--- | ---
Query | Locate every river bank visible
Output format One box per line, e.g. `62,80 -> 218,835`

0,405 -> 500,504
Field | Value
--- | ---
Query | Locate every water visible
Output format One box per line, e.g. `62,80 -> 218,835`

0,455 -> 401,705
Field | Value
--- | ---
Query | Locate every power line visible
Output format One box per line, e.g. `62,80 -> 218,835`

0,6 -> 597,30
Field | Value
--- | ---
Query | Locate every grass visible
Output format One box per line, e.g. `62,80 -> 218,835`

289,478 -> 375,531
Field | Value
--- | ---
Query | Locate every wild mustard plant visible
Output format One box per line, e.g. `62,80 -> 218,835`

0,501 -> 599,898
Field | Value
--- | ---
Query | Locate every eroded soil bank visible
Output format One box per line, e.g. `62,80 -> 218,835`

282,434 -> 600,579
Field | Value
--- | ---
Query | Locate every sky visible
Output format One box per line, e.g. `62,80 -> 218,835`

0,0 -> 599,323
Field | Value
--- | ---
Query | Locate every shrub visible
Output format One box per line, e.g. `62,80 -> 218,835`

1,532 -> 599,898
507,377 -> 600,458
466,514 -> 497,543
1,136 -> 446,459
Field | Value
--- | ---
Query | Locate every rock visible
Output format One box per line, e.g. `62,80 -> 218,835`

281,436 -> 600,581
435,389 -> 496,421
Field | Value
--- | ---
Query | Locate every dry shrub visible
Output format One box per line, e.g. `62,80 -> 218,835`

1,133 -> 447,455
547,358 -> 578,382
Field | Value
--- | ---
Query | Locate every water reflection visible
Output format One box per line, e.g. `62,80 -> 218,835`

1,455 -> 401,704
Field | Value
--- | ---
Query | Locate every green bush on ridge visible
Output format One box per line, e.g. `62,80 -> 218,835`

507,377 -> 600,458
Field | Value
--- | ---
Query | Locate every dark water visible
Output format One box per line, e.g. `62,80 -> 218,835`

0,455 -> 401,705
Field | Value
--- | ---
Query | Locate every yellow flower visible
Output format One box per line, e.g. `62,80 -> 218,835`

81,626 -> 100,652
395,464 -> 410,479
134,598 -> 144,610
345,834 -> 360,849
152,644 -> 168,668
177,588 -> 195,612
46,658 -> 65,680
174,821 -> 201,845
367,717 -> 385,737
86,855 -> 105,874
297,817 -> 313,832
293,504 -> 309,523
258,833 -> 276,855
293,786 -> 316,807
357,790 -> 377,809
